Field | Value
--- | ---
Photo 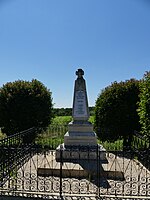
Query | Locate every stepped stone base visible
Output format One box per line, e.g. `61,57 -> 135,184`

64,121 -> 97,146
56,143 -> 107,162
68,121 -> 93,132
64,131 -> 97,146
56,120 -> 106,162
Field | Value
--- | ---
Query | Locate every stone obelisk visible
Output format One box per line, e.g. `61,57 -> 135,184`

56,69 -> 106,161
64,69 -> 97,147
72,68 -> 89,121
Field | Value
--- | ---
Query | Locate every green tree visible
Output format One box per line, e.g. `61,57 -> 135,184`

138,71 -> 150,137
53,108 -> 72,116
94,79 -> 140,142
0,79 -> 53,136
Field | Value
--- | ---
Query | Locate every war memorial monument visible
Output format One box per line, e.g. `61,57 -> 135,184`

38,69 -> 124,181
56,68 -> 106,161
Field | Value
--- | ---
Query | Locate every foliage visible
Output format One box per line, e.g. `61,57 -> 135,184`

98,139 -> 123,151
51,116 -> 72,125
51,115 -> 94,126
53,106 -> 95,117
89,107 -> 95,116
138,71 -> 150,137
35,125 -> 68,149
94,79 -> 140,142
53,108 -> 72,116
0,130 -> 6,140
0,79 -> 53,136
35,124 -> 122,150
89,116 -> 94,124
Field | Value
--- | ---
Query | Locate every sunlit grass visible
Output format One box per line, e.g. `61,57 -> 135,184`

51,116 -> 72,125
0,129 -> 6,140
98,138 -> 123,151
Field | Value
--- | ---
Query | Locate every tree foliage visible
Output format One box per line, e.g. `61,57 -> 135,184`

53,108 -> 72,116
94,79 -> 140,141
0,79 -> 53,135
53,107 -> 95,117
138,71 -> 150,137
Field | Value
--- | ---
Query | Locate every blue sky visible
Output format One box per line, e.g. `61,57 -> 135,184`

0,0 -> 150,108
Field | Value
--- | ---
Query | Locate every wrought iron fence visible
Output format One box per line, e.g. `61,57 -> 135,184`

0,126 -> 149,199
131,131 -> 150,171
0,128 -> 37,187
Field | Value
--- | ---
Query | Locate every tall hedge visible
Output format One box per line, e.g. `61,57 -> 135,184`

138,71 -> 150,137
94,79 -> 140,142
0,79 -> 53,135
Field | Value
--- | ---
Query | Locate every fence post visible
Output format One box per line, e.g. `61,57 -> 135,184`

59,144 -> 63,198
97,144 -> 101,198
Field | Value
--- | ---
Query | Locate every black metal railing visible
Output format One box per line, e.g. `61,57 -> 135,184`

0,126 -> 149,199
131,130 -> 150,170
35,125 -> 68,149
132,130 -> 150,150
0,127 -> 37,187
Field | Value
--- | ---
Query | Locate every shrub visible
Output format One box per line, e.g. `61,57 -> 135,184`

0,79 -> 53,136
94,79 -> 140,142
138,71 -> 150,137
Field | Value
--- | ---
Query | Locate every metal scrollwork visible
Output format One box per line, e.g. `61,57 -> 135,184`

0,132 -> 149,199
71,179 -> 80,194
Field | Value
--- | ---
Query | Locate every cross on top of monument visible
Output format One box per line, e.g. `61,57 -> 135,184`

76,68 -> 84,78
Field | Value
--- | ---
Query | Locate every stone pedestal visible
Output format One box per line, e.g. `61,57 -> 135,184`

56,143 -> 106,161
64,121 -> 97,146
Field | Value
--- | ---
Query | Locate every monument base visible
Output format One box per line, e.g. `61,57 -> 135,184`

55,143 -> 107,162
64,131 -> 97,146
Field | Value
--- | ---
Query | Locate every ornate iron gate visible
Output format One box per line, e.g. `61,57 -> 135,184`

0,127 -> 150,199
